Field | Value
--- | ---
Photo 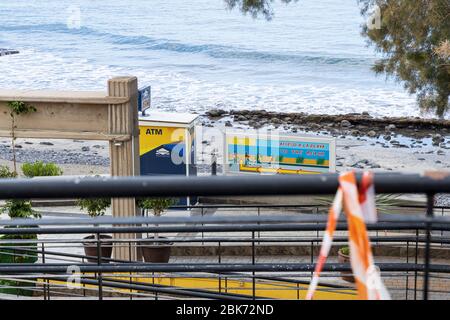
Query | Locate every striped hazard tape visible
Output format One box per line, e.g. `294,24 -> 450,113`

306,171 -> 390,300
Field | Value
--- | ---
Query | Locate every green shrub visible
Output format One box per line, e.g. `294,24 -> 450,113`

1,200 -> 40,219
0,165 -> 17,178
21,161 -> 63,178
77,198 -> 111,217
7,101 -> 36,116
137,198 -> 176,216
76,176 -> 111,218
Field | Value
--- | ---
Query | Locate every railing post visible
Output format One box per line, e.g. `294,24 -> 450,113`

201,207 -> 204,244
406,240 -> 409,300
414,229 -> 418,300
218,241 -> 222,294
423,193 -> 435,300
252,231 -> 256,300
41,242 -> 49,300
257,207 -> 261,243
108,76 -> 141,262
97,233 -> 103,300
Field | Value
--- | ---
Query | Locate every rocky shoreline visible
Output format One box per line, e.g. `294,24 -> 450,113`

0,110 -> 448,205
205,109 -> 450,144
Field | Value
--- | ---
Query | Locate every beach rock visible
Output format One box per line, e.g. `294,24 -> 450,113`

385,124 -> 396,131
271,117 -> 282,124
39,142 -> 54,146
206,109 -> 226,118
432,134 -> 444,146
81,146 -> 90,152
225,121 -> 233,127
351,159 -> 370,168
367,130 -> 377,137
341,120 -> 352,127
383,135 -> 392,141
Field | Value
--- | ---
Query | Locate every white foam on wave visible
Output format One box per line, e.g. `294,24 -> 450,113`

0,48 -> 439,119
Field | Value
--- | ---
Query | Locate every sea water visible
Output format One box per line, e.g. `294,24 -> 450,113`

0,0 -> 433,118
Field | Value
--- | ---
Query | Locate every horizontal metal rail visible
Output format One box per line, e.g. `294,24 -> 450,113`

2,234 -> 449,245
0,173 -> 449,199
173,203 -> 450,210
0,173 -> 449,300
46,276 -> 253,300
1,262 -> 450,274
2,212 -> 450,228
1,222 -> 450,235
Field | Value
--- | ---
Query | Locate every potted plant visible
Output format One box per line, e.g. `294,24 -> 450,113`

337,246 -> 355,283
138,198 -> 176,263
0,165 -> 41,296
77,197 -> 112,263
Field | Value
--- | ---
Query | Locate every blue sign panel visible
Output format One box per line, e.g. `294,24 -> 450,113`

138,86 -> 151,112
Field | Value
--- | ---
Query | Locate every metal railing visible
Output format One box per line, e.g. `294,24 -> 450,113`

0,172 -> 449,300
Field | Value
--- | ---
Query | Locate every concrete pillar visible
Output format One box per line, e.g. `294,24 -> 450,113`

107,77 -> 141,261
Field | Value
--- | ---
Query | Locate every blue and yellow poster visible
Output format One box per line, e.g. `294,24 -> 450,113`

139,126 -> 188,175
225,132 -> 336,175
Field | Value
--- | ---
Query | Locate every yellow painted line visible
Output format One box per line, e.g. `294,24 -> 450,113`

38,273 -> 357,300
239,163 -> 322,175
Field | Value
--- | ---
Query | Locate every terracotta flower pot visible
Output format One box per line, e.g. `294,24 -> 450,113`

338,249 -> 355,283
83,235 -> 113,263
140,237 -> 172,263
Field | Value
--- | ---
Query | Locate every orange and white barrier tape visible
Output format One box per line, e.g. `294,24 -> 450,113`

306,171 -> 390,300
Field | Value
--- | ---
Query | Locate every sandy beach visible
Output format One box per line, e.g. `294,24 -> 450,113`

0,111 -> 448,176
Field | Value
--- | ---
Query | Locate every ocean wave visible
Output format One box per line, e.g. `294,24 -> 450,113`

0,49 -> 427,119
0,23 -> 370,65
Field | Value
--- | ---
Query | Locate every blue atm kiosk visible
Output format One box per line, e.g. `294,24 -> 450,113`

139,111 -> 199,206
